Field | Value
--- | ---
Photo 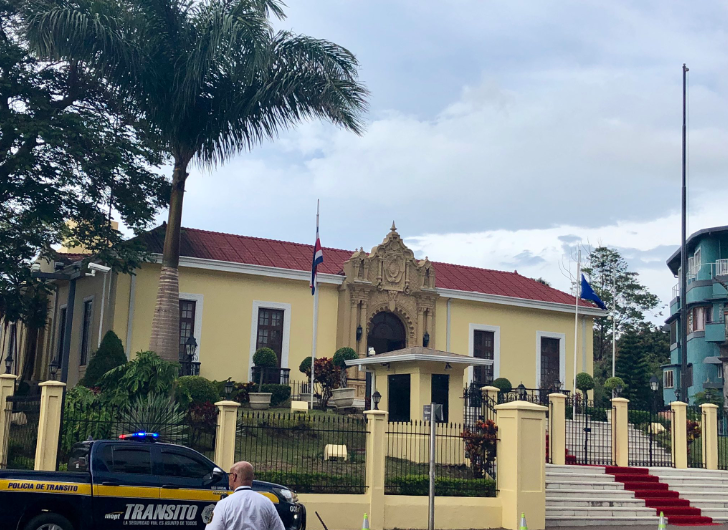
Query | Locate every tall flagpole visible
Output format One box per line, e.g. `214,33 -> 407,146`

679,63 -> 689,403
573,249 -> 581,418
310,201 -> 320,410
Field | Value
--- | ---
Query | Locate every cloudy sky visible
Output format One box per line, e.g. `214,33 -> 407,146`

162,1 -> 728,316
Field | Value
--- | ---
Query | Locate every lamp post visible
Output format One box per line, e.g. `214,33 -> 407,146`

674,387 -> 681,403
356,325 -> 363,342
49,357 -> 60,381
4,349 -> 13,375
649,375 -> 660,465
517,382 -> 527,401
224,378 -> 234,399
372,390 -> 381,410
423,331 -> 430,348
615,384 -> 623,398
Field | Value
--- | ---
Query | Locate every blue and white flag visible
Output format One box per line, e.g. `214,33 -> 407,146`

580,274 -> 607,310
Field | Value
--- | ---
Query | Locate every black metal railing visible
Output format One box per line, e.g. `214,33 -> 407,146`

565,398 -> 612,466
628,407 -> 673,468
179,360 -> 201,376
719,408 -> 728,470
385,420 -> 496,497
235,411 -> 367,494
498,388 -> 570,406
251,367 -> 291,386
3,396 -> 41,470
56,400 -> 217,470
547,399 -> 553,464
687,406 -> 705,468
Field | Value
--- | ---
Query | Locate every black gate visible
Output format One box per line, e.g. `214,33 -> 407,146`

3,395 -> 41,470
627,407 -> 674,468
565,397 -> 612,465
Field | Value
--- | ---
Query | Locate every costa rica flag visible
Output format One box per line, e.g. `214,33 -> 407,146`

310,224 -> 323,295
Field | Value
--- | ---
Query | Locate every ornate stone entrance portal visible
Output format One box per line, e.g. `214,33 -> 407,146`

338,223 -> 440,399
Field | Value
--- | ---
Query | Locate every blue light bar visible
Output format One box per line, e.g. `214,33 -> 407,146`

118,431 -> 160,440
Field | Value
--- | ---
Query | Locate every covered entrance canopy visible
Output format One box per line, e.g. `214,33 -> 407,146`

346,346 -> 493,422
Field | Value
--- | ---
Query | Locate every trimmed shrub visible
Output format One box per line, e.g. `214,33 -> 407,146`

385,475 -> 496,497
174,376 -> 220,409
253,347 -> 278,368
260,384 -> 292,407
604,376 -> 625,394
576,372 -> 594,399
492,378 -> 512,393
333,347 -> 358,386
80,330 -> 127,387
299,357 -> 312,376
255,471 -> 365,494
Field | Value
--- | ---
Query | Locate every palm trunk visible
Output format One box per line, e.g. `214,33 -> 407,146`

149,159 -> 189,362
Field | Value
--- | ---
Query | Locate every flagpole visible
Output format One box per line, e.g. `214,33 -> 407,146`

573,249 -> 581,418
310,201 -> 320,410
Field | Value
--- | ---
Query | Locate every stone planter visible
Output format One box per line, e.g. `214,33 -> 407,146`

331,387 -> 356,409
249,392 -> 272,410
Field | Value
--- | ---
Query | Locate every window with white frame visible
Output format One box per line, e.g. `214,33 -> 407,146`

663,370 -> 674,389
249,301 -> 291,379
694,248 -> 702,277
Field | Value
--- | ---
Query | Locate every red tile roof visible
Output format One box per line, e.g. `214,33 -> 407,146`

140,226 -> 596,308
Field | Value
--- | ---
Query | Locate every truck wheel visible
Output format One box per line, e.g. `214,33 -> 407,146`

23,513 -> 74,530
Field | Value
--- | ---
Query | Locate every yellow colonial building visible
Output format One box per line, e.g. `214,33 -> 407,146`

11,224 -> 603,400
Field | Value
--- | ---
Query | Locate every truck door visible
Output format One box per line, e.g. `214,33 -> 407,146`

154,445 -> 228,527
92,443 -> 160,527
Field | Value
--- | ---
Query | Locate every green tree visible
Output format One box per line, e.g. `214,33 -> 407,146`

615,329 -> 651,409
1,0 -> 168,378
581,247 -> 660,379
26,0 -> 368,361
80,330 -> 127,387
98,351 -> 179,406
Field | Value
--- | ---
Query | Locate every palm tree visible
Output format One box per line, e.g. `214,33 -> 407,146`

25,0 -> 367,361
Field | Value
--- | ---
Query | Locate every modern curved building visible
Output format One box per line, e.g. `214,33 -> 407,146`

663,225 -> 728,404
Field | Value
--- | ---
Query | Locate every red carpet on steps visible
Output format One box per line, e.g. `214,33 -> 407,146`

604,466 -> 715,526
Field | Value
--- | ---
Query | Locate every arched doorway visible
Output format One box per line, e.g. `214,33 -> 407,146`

367,312 -> 406,354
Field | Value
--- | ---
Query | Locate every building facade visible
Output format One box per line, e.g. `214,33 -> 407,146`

663,225 -> 728,404
9,224 -> 603,396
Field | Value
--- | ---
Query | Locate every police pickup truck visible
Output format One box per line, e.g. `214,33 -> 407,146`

0,432 -> 306,530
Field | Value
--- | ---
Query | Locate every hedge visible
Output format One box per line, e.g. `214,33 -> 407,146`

259,384 -> 292,407
255,471 -> 365,494
174,376 -> 220,409
386,475 -> 496,497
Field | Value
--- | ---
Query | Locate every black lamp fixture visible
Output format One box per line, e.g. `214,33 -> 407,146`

517,382 -> 527,401
4,350 -> 13,374
423,331 -> 430,347
372,390 -> 381,410
444,362 -> 452,370
554,379 -> 562,392
674,387 -> 681,402
356,325 -> 363,342
615,383 -> 623,397
224,378 -> 234,398
185,335 -> 198,360
49,357 -> 60,381
649,375 -> 659,393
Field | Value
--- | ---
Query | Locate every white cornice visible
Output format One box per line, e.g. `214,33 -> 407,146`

149,254 -> 606,316
152,255 -> 345,285
437,287 -> 607,317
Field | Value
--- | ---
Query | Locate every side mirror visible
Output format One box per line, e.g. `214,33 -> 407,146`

204,467 -> 225,486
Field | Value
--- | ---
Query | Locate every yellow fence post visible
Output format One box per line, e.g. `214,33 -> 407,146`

0,374 -> 17,466
495,400 -> 547,530
481,385 -> 500,405
700,403 -> 718,470
611,397 -> 629,467
548,393 -> 566,466
671,401 -> 688,469
35,381 -> 66,471
214,400 -> 240,472
364,409 -> 388,530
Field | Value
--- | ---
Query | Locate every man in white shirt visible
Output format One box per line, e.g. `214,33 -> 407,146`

206,461 -> 286,530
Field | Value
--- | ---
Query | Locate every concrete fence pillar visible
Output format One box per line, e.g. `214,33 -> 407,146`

611,398 -> 629,467
481,385 -> 500,404
700,404 -> 718,470
495,401 -> 547,530
364,410 -> 387,530
35,381 -> 66,471
548,393 -> 566,466
0,374 -> 17,466
214,400 -> 240,472
671,401 -> 688,469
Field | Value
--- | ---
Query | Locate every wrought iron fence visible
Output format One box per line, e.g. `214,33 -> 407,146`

463,385 -> 498,426
498,388 -> 570,406
235,411 -> 367,494
251,367 -> 291,386
3,396 -> 41,470
628,407 -> 673,468
288,381 -> 325,407
687,406 -> 705,468
719,408 -> 728,470
56,399 -> 217,470
385,420 -> 496,497
565,398 -> 612,465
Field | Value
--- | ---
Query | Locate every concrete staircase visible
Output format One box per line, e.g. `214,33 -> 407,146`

546,464 -> 659,527
648,467 -> 728,522
564,416 -> 671,464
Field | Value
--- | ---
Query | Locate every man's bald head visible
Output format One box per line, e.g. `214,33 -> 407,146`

229,461 -> 254,489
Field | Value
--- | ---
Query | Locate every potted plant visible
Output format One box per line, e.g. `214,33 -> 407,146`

331,347 -> 358,408
249,348 -> 278,410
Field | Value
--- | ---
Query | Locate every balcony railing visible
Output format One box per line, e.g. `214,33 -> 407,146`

251,366 -> 291,385
179,360 -> 200,376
